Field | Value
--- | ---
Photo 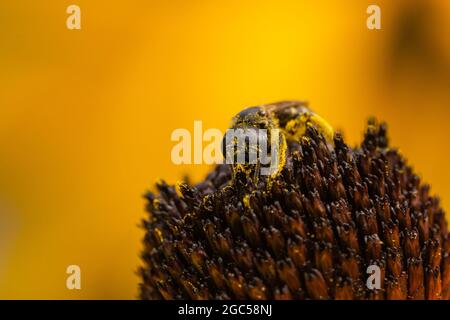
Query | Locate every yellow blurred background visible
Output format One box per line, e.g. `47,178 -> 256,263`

0,0 -> 449,299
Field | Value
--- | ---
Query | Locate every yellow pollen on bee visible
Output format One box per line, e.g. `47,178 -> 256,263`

243,194 -> 251,209
308,113 -> 334,142
280,112 -> 334,143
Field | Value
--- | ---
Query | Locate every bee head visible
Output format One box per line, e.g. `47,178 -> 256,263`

229,106 -> 274,130
221,105 -> 287,179
221,106 -> 274,163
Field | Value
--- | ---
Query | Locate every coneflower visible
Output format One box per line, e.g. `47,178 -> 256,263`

140,101 -> 450,300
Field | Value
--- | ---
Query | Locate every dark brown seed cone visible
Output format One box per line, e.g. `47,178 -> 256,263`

140,117 -> 450,300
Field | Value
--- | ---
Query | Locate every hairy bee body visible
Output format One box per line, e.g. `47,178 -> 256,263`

222,101 -> 334,179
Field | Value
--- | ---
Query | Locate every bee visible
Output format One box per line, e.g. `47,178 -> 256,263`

221,101 -> 334,180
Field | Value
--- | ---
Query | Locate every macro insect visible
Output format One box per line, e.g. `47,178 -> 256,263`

142,102 -> 450,300
221,100 -> 334,180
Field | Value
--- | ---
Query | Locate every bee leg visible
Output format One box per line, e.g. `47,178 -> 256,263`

252,161 -> 260,185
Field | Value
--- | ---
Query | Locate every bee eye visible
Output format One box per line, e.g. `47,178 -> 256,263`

221,133 -> 228,160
